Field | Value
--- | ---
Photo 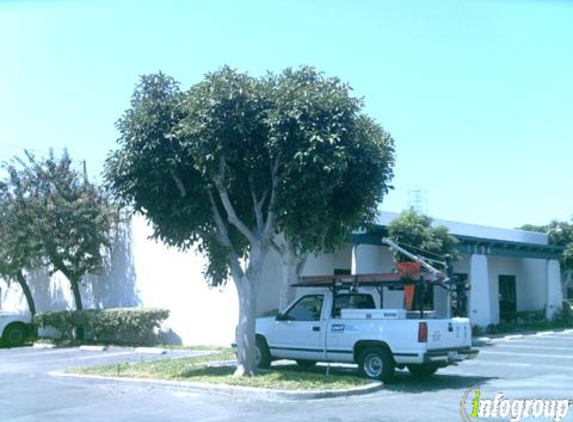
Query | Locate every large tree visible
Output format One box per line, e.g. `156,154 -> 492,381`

105,67 -> 395,376
5,150 -> 113,313
0,168 -> 42,315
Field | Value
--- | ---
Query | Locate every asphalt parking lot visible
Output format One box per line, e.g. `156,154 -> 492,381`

1,331 -> 573,422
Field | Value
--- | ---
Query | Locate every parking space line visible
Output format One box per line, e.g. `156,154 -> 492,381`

461,360 -> 573,374
492,343 -> 573,351
1,348 -> 95,359
480,350 -> 573,359
464,361 -> 532,367
70,351 -> 134,361
492,338 -> 573,346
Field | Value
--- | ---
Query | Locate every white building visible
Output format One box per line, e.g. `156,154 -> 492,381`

0,212 -> 564,345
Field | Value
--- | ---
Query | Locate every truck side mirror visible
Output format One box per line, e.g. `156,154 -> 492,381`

275,313 -> 287,321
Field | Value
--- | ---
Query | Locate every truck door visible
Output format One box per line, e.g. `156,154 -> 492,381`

266,294 -> 326,361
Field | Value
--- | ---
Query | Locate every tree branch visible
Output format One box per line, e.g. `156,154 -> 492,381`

208,189 -> 244,280
213,157 -> 258,245
262,154 -> 281,238
208,190 -> 232,248
270,237 -> 283,256
296,253 -> 308,274
249,177 -> 264,233
258,189 -> 269,210
170,170 -> 187,198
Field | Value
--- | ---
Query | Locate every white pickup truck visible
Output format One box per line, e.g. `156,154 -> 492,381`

0,311 -> 32,347
254,288 -> 478,382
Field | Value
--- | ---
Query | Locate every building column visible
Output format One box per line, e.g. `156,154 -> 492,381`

546,259 -> 563,320
351,244 -> 383,274
469,254 -> 492,327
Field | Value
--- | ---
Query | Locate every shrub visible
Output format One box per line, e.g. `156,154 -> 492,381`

34,308 -> 170,345
471,325 -> 484,337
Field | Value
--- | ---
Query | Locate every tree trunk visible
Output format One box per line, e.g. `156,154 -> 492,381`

233,276 -> 258,377
16,271 -> 36,316
278,239 -> 307,312
69,279 -> 85,341
70,280 -> 84,311
233,246 -> 264,377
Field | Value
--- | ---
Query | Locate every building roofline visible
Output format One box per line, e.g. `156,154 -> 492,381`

350,214 -> 564,260
375,211 -> 548,246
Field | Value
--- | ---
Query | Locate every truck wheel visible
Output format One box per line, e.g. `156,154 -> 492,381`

407,364 -> 438,377
255,337 -> 271,369
3,323 -> 27,347
359,347 -> 395,382
295,360 -> 317,369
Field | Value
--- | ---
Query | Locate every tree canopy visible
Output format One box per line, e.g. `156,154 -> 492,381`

0,164 -> 44,315
105,66 -> 396,375
270,69 -> 395,254
521,220 -> 573,271
2,150 -> 113,312
521,220 -> 573,297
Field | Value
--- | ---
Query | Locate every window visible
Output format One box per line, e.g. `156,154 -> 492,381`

334,294 -> 375,317
284,295 -> 324,321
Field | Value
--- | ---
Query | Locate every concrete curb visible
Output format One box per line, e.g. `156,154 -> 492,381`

79,345 -> 108,352
133,347 -> 167,355
503,334 -> 525,340
472,337 -> 492,346
32,343 -> 57,349
50,371 -> 384,401
473,328 -> 572,343
535,331 -> 555,336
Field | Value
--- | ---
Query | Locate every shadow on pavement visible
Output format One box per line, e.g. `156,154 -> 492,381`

274,362 -> 497,393
385,372 -> 497,393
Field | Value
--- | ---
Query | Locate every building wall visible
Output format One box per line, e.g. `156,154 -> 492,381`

304,246 -> 353,276
0,215 -> 239,346
518,258 -> 548,312
255,247 -> 558,324
0,213 -> 561,344
254,248 -> 283,315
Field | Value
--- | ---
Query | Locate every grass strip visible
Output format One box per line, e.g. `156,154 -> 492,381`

69,350 -> 369,391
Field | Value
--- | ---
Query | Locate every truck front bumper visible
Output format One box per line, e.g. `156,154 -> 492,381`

422,347 -> 479,366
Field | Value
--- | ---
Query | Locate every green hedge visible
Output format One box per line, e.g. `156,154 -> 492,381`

34,308 -> 170,345
472,306 -> 573,336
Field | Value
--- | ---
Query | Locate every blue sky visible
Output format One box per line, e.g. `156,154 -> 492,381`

1,0 -> 571,229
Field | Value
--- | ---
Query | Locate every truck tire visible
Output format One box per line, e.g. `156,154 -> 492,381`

407,364 -> 438,377
295,360 -> 317,369
3,323 -> 27,347
359,347 -> 395,382
255,336 -> 271,369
